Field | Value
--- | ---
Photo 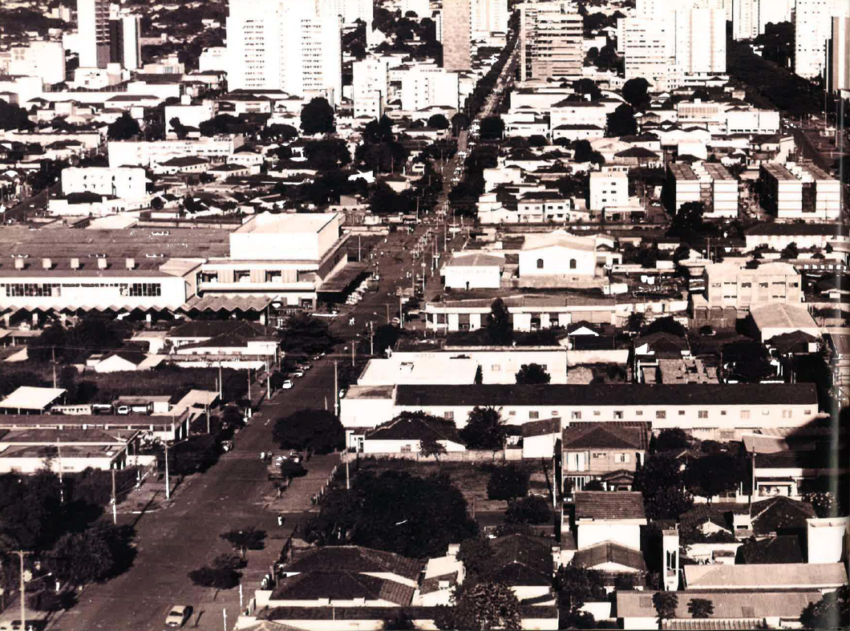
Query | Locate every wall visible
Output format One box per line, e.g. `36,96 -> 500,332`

577,523 -> 641,551
519,246 -> 596,277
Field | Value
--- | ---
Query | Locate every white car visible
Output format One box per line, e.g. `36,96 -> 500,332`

166,605 -> 191,628
339,388 -> 347,399
282,379 -> 293,389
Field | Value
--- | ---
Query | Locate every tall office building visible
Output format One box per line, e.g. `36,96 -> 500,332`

675,6 -> 727,74
519,1 -> 583,82
472,0 -> 509,38
623,17 -> 677,91
108,15 -> 141,70
77,0 -> 110,68
795,0 -> 850,80
732,0 -> 758,40
353,57 -> 389,118
443,0 -> 471,71
227,0 -> 342,104
829,16 -> 850,92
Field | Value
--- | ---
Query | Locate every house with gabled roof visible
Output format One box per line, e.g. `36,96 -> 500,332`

570,491 -> 647,552
562,423 -> 649,492
361,414 -> 465,455
488,534 -> 558,604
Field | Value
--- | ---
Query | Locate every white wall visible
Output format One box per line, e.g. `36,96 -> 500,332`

519,245 -> 596,277
61,166 -> 147,199
444,264 -> 501,289
577,523 -> 641,551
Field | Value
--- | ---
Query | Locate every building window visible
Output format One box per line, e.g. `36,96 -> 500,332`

615,453 -> 630,464
635,410 -> 643,416
529,411 -> 539,419
401,445 -> 412,453
592,452 -> 605,459
492,364 -> 501,371
537,258 -> 544,269
678,410 -> 686,416
782,410 -> 792,419
571,411 -> 581,420
741,410 -> 750,419
656,411 -> 666,419
614,411 -> 623,419
569,259 -> 577,270
129,283 -> 162,297
698,411 -> 708,419
444,412 -> 454,421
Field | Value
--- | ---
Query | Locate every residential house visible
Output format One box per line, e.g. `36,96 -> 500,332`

683,562 -> 848,593
561,423 -> 649,492
487,534 -> 558,604
360,415 -> 466,455
571,491 -> 647,552
93,351 -> 165,373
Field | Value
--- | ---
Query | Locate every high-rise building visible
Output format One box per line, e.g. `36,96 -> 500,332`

732,0 -> 758,40
519,1 -> 583,82
443,0 -> 471,71
472,0 -> 509,38
353,57 -> 389,118
108,16 -> 139,70
674,6 -> 727,75
795,0 -> 850,80
622,17 -> 678,91
77,0 -> 110,68
227,0 -> 342,104
828,16 -> 850,93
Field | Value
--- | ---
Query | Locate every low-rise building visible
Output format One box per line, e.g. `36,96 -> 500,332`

561,423 -> 649,491
61,166 -> 147,199
107,135 -> 244,168
442,252 -> 505,290
589,169 -> 628,212
758,162 -> 842,221
702,262 -> 802,315
666,162 -> 739,219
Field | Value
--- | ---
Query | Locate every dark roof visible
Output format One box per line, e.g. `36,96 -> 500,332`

737,535 -> 804,564
107,350 -> 147,365
283,546 -> 422,581
394,384 -> 817,408
751,496 -> 817,536
160,156 -> 209,167
680,502 -> 747,532
634,332 -> 689,352
766,331 -> 819,355
562,423 -> 648,451
258,605 -> 559,622
573,542 -> 647,572
169,320 -> 272,339
746,223 -> 848,238
271,572 -> 414,605
575,491 -> 646,521
365,416 -> 461,443
521,418 -> 560,438
615,147 -> 660,158
489,534 -> 554,587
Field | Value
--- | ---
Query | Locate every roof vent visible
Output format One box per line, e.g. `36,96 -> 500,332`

14,258 -> 25,270
97,258 -> 108,270
126,258 -> 136,270
70,258 -> 80,270
42,258 -> 52,270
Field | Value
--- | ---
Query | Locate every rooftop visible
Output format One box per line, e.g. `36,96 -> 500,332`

574,491 -> 646,522
234,212 -> 337,235
0,386 -> 66,411
616,590 -> 822,620
684,563 -> 847,590
282,546 -> 422,581
562,423 -> 649,451
573,541 -> 647,572
751,304 -> 818,332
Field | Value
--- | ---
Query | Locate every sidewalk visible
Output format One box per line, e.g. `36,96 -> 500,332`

263,454 -> 341,514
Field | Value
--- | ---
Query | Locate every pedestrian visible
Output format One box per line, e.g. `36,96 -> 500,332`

260,451 -> 265,460
278,515 -> 284,527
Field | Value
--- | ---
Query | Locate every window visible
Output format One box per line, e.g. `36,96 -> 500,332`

492,364 -> 501,371
401,445 -> 412,453
569,259 -> 577,270
571,411 -> 582,420
614,411 -> 623,419
720,410 -> 727,416
593,411 -> 601,416
656,411 -> 666,419
804,409 -> 812,415
551,411 -> 560,417
234,270 -> 251,283
635,410 -> 643,416
678,410 -> 686,416
615,453 -> 630,464
592,452 -> 605,459
537,258 -> 544,269
129,283 -> 162,297
509,411 -> 516,416
762,409 -> 770,416
782,410 -> 792,419
444,412 -> 454,421
740,410 -> 750,419
529,411 -> 539,420
698,411 -> 708,419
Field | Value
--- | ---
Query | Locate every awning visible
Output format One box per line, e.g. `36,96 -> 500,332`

180,296 -> 274,313
318,263 -> 368,294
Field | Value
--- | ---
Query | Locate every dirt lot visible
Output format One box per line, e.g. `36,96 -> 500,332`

350,457 -> 555,513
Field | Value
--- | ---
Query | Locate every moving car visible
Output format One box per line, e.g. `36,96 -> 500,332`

165,605 -> 191,628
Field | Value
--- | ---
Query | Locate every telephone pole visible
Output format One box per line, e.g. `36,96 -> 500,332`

111,466 -> 118,525
164,442 -> 171,501
333,361 -> 339,417
14,550 -> 29,630
218,363 -> 224,399
51,346 -> 56,389
247,368 -> 251,402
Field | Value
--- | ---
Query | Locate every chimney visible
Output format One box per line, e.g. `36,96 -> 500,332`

126,258 -> 136,270
70,258 -> 80,270
42,258 -> 52,270
97,257 -> 108,270
14,258 -> 25,270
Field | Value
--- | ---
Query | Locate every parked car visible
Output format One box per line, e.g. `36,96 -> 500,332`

339,388 -> 347,399
290,370 -> 304,378
165,605 -> 191,628
282,379 -> 293,389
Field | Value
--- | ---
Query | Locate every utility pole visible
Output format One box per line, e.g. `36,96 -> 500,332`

385,303 -> 390,324
370,322 -> 374,356
399,295 -> 403,329
333,361 -> 339,417
111,466 -> 118,525
218,363 -> 223,400
51,346 -> 56,389
14,550 -> 29,630
56,437 -> 64,504
351,341 -> 355,367
358,234 -> 361,261
164,442 -> 170,501
247,368 -> 251,402
223,608 -> 227,631
266,360 -> 271,400
206,404 -> 210,434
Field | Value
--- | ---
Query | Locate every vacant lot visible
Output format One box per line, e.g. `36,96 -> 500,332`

350,457 -> 554,513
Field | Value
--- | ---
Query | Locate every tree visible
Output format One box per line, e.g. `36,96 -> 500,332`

188,565 -> 241,589
457,537 -> 494,582
0,99 -> 34,131
272,410 -> 344,454
486,298 -> 513,345
107,113 -> 140,140
622,78 -> 650,109
487,464 -> 530,501
364,116 -> 395,143
515,363 -> 551,385
653,592 -> 679,628
373,324 -> 400,354
428,114 -> 450,130
635,454 -> 694,519
645,316 -> 686,337
278,459 -> 307,482
420,436 -> 447,468
528,134 -> 548,147
573,78 -> 602,101
654,429 -> 691,453
435,580 -> 521,631
573,139 -> 605,164
305,470 -> 478,558
220,527 -> 266,558
673,244 -> 691,264
505,495 -> 553,525
460,407 -> 506,452
555,564 -> 606,611
684,453 -> 749,499
301,97 -> 335,135
670,201 -> 705,236
780,242 -> 799,259
723,341 -> 775,383
627,312 -> 646,334
645,486 -> 694,521
305,138 -> 351,170
800,585 -> 849,630
452,113 -> 471,135
688,598 -> 715,619
48,526 -> 113,584
479,116 -> 505,141
169,117 -> 189,139
280,313 -> 337,356
583,480 -> 605,491
607,103 -> 638,137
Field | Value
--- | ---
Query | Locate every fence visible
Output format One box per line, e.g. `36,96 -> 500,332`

340,449 -> 524,464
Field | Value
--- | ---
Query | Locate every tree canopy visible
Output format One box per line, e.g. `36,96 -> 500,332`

460,407 -> 507,452
515,363 -> 551,385
684,453 -> 749,498
272,410 -> 344,454
505,495 -> 553,525
622,78 -> 651,109
301,97 -> 335,135
479,116 -> 505,141
435,580 -> 521,631
607,103 -> 638,137
486,298 -> 513,345
280,313 -> 337,356
800,585 -> 848,630
487,464 -> 530,501
305,470 -> 477,558
107,113 -> 141,141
